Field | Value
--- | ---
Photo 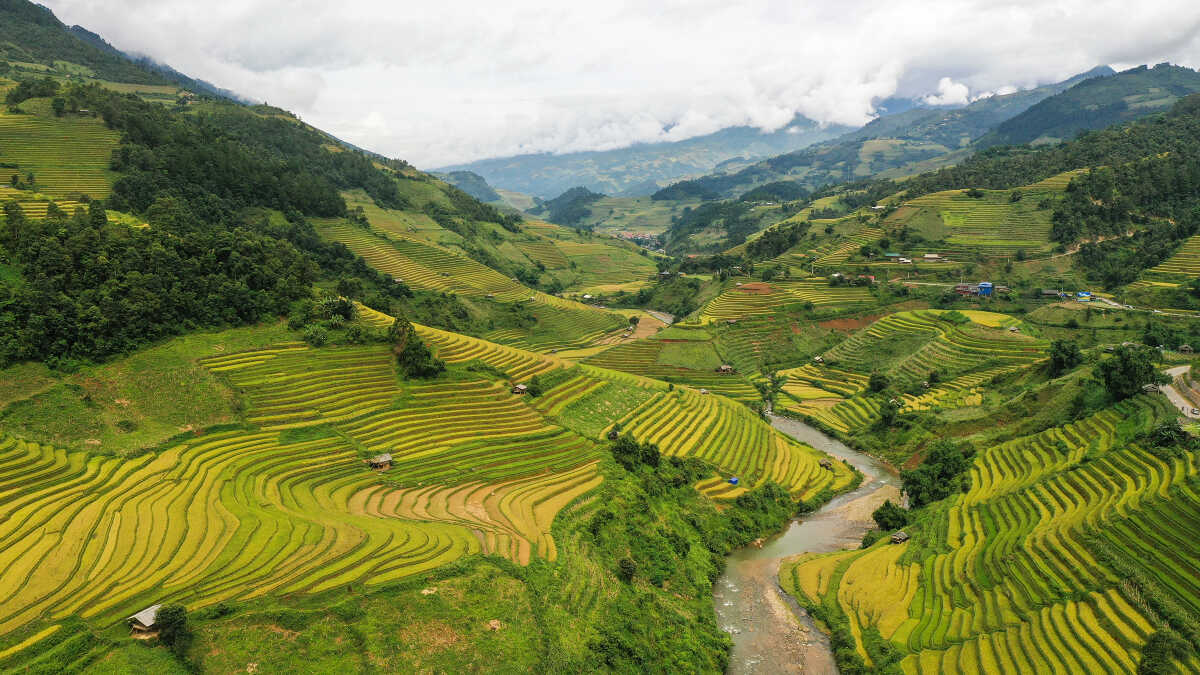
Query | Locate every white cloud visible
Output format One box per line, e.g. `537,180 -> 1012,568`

39,0 -> 1200,168
923,77 -> 971,106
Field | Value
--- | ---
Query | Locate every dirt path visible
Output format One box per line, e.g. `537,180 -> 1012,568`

1162,365 -> 1199,418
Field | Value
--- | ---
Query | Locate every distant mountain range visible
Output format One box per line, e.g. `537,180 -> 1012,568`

434,116 -> 852,199
652,66 -> 1120,201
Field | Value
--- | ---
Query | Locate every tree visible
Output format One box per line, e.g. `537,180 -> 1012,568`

51,97 -> 65,117
1048,339 -> 1083,376
1096,345 -> 1167,401
901,440 -> 972,508
87,200 -> 107,228
872,500 -> 908,531
336,277 -> 364,300
389,316 -> 444,378
868,372 -> 890,392
610,435 -> 661,472
156,604 -> 191,655
628,316 -> 639,328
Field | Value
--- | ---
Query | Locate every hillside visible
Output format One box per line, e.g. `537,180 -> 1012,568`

985,63 -> 1200,146
650,67 -> 1113,201
435,115 -> 850,198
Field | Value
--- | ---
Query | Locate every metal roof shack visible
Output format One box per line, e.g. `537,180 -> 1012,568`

368,453 -> 392,470
891,531 -> 910,544
127,604 -> 162,634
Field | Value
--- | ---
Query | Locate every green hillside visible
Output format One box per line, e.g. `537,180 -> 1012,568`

986,63 -> 1200,145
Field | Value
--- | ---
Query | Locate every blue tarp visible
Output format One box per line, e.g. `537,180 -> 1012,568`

728,477 -> 739,486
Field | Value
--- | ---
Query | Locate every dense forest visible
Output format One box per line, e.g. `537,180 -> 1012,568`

0,83 -> 514,367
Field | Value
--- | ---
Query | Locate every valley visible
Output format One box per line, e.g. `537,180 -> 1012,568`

2,1 -> 1200,673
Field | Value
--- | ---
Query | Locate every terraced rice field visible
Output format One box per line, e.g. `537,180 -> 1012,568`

782,394 -> 1200,673
1141,234 -> 1200,283
775,311 -> 1045,432
0,336 -> 614,643
322,222 -> 626,351
812,227 -> 885,268
0,107 -> 119,198
825,310 -> 1046,382
896,174 -> 1078,257
699,279 -> 872,323
553,240 -> 656,286
581,338 -> 760,402
609,384 -> 855,500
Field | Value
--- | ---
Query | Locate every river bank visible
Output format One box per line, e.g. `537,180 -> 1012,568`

713,414 -> 900,674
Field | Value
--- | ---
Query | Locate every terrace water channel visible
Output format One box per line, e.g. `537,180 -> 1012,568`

714,414 -> 899,674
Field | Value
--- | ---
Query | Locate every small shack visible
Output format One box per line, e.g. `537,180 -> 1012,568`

127,604 -> 162,635
819,459 -> 833,471
1181,344 -> 1194,354
607,429 -> 620,440
891,531 -> 910,545
699,388 -> 709,395
812,356 -> 824,364
716,364 -> 735,374
512,383 -> 528,395
368,453 -> 392,470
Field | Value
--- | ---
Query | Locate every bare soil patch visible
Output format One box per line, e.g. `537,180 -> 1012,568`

737,282 -> 773,295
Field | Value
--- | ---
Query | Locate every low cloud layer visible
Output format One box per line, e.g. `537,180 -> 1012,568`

42,1 -> 1200,168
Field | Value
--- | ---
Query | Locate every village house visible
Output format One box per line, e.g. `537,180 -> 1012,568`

368,453 -> 392,470
511,383 -> 528,395
891,531 -> 910,544
716,364 -> 735,374
127,605 -> 161,635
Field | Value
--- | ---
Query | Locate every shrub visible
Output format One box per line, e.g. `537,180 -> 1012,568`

303,325 -> 329,347
872,500 -> 908,531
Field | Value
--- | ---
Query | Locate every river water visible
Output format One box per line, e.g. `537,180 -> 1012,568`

713,414 -> 899,674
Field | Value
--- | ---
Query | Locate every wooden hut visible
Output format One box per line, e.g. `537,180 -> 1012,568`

890,531 -> 910,544
368,453 -> 392,470
511,383 -> 528,395
127,604 -> 161,635
716,364 -> 735,374
1181,344 -> 1194,354
819,459 -> 833,471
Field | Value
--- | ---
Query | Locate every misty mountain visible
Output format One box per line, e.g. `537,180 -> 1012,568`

435,170 -> 503,203
652,66 -> 1115,201
983,63 -> 1200,146
435,115 -> 851,199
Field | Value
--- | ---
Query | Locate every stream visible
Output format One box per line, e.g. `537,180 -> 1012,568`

713,414 -> 900,674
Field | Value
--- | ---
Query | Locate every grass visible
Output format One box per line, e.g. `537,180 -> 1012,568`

0,320 -> 297,454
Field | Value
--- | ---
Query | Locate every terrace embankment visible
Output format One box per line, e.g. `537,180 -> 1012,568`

714,414 -> 898,674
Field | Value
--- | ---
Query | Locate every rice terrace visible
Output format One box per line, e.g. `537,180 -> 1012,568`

3,1 -> 1200,673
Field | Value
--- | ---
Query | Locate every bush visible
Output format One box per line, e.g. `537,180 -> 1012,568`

868,372 -> 890,393
617,557 -> 637,582
303,325 -> 329,347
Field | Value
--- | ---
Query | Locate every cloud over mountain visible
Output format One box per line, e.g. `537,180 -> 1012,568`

41,0 -> 1200,167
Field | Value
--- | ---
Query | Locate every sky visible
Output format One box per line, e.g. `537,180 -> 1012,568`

41,0 -> 1200,169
